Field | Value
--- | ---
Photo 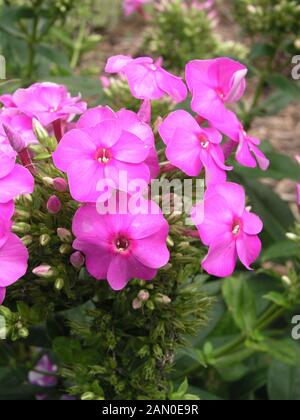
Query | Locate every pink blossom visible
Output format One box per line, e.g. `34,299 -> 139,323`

0,203 -> 29,288
77,106 -> 160,179
185,58 -> 247,128
192,182 -> 263,277
158,110 -> 232,185
53,107 -> 155,202
29,355 -> 58,388
12,83 -> 87,126
124,0 -> 151,16
105,55 -> 187,102
72,198 -> 170,290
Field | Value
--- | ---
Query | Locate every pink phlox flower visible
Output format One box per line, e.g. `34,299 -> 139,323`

53,107 -> 154,202
105,55 -> 187,103
158,110 -> 232,185
186,58 -> 247,127
29,355 -> 58,388
72,196 -> 170,290
192,182 -> 263,277
0,201 -> 29,289
12,82 -> 87,126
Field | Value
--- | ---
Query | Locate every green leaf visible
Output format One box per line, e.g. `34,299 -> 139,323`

222,277 -> 257,334
263,241 -> 299,261
263,292 -> 290,309
268,361 -> 300,400
247,339 -> 300,367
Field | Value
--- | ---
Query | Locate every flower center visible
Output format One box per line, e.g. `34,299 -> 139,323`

216,88 -> 225,101
232,224 -> 241,236
95,148 -> 111,164
50,106 -> 59,113
198,133 -> 210,149
115,237 -> 130,253
149,63 -> 157,72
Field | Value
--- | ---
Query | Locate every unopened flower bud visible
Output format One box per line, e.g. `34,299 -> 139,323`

138,290 -> 150,302
282,275 -> 292,286
39,234 -> 51,246
146,300 -> 155,311
21,235 -> 33,246
54,277 -> 65,291
156,294 -> 171,304
12,222 -> 31,234
81,392 -> 95,401
47,195 -> 62,214
53,178 -> 68,192
70,251 -> 85,269
167,236 -> 175,247
2,123 -> 26,152
132,298 -> 142,310
32,265 -> 55,278
59,244 -> 72,254
32,118 -> 49,144
286,232 -> 297,241
57,228 -> 72,243
42,177 -> 54,187
18,327 -> 29,339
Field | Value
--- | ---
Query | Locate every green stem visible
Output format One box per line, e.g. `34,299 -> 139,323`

70,22 -> 86,70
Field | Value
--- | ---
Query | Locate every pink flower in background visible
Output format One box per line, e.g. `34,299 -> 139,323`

159,110 -> 232,185
186,58 -> 247,128
192,182 -> 263,277
53,114 -> 151,202
12,83 -> 87,126
77,106 -> 160,179
0,138 -> 34,203
0,203 -> 29,288
124,0 -> 151,16
29,355 -> 58,387
72,198 -> 170,290
106,55 -> 187,102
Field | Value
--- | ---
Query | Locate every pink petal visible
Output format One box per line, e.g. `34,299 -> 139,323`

242,210 -> 263,235
111,131 -> 149,164
155,68 -> 187,103
236,233 -> 261,270
105,55 -> 133,73
74,239 -> 112,279
202,127 -> 222,144
166,128 -> 202,176
0,287 -> 6,304
226,69 -> 247,102
84,119 -> 122,148
210,182 -> 246,217
132,231 -> 170,269
105,160 -> 150,192
125,62 -> 164,100
77,106 -> 116,128
158,110 -> 200,145
0,140 -> 17,178
195,195 -> 232,245
200,150 -> 227,186
249,143 -> 270,171
146,147 -> 160,179
68,159 -> 105,203
107,255 -> 130,290
202,233 -> 237,277
0,233 -> 29,287
0,164 -> 34,203
117,109 -> 154,147
72,204 -> 112,243
128,209 -> 169,239
52,129 -> 96,172
0,201 -> 14,219
127,255 -> 157,281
